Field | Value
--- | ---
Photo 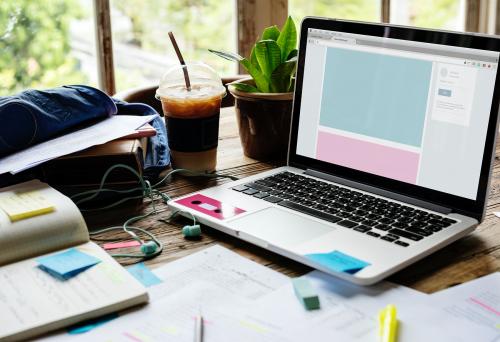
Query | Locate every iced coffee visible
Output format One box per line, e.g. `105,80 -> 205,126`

156,63 -> 226,172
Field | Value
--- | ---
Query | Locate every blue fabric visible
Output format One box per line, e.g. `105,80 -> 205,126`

112,99 -> 170,178
0,85 -> 116,157
0,85 -> 170,179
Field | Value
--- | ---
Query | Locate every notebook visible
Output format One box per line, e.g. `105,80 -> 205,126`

0,180 -> 148,340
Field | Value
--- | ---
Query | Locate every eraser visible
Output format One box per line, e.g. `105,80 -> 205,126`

182,224 -> 201,238
292,277 -> 320,310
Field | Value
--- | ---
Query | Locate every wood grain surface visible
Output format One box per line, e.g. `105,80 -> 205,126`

86,107 -> 500,294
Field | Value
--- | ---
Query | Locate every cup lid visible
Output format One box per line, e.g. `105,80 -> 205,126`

156,62 -> 226,100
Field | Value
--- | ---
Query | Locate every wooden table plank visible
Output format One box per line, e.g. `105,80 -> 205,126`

87,107 -> 500,294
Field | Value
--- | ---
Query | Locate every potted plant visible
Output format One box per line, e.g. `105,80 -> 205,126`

210,16 -> 297,161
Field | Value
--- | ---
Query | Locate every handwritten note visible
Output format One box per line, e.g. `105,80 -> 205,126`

37,248 -> 101,280
306,250 -> 370,274
0,190 -> 54,221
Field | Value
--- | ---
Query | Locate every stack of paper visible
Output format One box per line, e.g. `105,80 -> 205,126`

0,115 -> 157,174
39,245 -> 500,341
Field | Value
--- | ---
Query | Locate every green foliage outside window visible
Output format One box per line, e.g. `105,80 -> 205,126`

0,0 -> 87,96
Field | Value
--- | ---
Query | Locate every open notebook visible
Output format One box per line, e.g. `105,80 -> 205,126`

0,180 -> 148,341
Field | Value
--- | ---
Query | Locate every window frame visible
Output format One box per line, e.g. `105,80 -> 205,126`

93,0 -> 495,95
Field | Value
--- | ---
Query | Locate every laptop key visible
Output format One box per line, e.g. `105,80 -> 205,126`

232,185 -> 249,192
353,225 -> 371,232
253,192 -> 269,199
264,196 -> 282,204
395,241 -> 409,247
374,224 -> 391,231
278,200 -> 342,223
406,227 -> 432,236
243,188 -> 259,195
389,229 -> 423,241
245,182 -> 271,192
366,231 -> 380,237
337,220 -> 358,228
381,235 -> 397,242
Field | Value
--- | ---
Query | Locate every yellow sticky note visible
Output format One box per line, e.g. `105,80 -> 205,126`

0,191 -> 55,222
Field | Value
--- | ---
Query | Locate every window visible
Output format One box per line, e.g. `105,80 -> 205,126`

109,0 -> 236,93
390,0 -> 466,31
0,0 -> 98,96
289,0 -> 381,23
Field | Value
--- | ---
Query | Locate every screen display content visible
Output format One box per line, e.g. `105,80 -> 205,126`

296,29 -> 499,200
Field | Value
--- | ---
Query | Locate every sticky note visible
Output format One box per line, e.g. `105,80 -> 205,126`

0,190 -> 54,221
102,240 -> 141,250
37,248 -> 101,280
292,277 -> 320,310
127,263 -> 162,287
306,250 -> 370,274
67,313 -> 118,334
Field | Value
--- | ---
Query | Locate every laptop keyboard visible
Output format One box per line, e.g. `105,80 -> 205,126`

232,171 -> 458,247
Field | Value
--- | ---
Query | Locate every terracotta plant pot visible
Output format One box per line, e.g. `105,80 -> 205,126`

229,79 -> 293,161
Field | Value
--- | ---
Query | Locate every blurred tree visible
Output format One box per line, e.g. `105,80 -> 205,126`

289,0 -> 380,23
0,0 -> 87,96
112,0 -> 234,73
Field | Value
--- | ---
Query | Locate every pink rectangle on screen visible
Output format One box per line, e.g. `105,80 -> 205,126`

175,193 -> 245,220
316,131 -> 420,184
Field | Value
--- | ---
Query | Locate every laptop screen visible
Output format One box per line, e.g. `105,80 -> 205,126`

295,27 -> 499,201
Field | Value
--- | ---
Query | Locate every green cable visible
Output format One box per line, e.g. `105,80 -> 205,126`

70,163 -> 236,259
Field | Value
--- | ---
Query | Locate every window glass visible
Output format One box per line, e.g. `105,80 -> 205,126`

391,0 -> 465,31
289,0 -> 381,24
0,0 -> 97,96
110,0 -> 236,93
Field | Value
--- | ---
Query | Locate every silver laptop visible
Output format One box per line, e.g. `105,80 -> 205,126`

169,18 -> 500,285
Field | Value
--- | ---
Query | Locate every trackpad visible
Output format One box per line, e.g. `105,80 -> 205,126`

228,207 -> 335,250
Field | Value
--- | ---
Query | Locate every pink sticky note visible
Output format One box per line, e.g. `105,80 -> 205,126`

102,241 -> 141,250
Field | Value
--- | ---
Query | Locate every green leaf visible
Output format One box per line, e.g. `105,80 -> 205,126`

240,58 -> 270,92
230,82 -> 259,93
262,25 -> 280,41
208,49 -> 244,62
250,46 -> 260,71
255,39 -> 281,78
287,49 -> 298,60
277,16 -> 297,62
270,58 -> 297,92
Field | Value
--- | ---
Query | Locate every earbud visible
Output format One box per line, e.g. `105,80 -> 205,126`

182,224 -> 201,238
140,241 -> 158,255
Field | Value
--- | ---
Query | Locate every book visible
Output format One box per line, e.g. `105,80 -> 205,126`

39,139 -> 145,208
0,180 -> 148,341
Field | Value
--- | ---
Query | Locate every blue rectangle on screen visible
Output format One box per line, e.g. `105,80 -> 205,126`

319,48 -> 432,147
438,88 -> 452,97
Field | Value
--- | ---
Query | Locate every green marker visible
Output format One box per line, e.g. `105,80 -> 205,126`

292,277 -> 320,311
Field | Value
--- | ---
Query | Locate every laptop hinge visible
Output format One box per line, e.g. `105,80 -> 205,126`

304,169 -> 453,214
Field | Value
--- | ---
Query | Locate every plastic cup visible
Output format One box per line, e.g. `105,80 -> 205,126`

156,62 -> 226,172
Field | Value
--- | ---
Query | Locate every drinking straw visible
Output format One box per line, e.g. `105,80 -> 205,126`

168,31 -> 191,91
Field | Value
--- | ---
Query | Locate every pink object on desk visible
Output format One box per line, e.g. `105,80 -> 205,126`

176,193 -> 245,220
103,240 -> 141,250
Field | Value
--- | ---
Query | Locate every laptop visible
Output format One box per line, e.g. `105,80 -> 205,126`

169,17 -> 500,285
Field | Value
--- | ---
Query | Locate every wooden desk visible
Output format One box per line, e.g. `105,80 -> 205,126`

88,107 -> 500,294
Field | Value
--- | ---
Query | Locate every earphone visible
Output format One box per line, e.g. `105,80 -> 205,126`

71,163 -> 238,259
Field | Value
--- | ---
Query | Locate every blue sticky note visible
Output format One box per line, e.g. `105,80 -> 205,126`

37,248 -> 101,280
67,313 -> 118,334
127,263 -> 162,287
306,250 -> 370,274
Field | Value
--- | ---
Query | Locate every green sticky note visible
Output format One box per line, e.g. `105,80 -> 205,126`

292,277 -> 320,311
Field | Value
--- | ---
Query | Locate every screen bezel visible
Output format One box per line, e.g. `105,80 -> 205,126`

289,17 -> 500,221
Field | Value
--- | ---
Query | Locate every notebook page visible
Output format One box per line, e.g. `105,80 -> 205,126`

0,180 -> 89,265
0,241 -> 148,340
